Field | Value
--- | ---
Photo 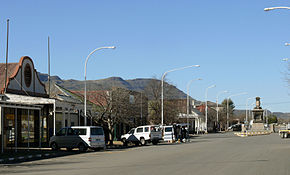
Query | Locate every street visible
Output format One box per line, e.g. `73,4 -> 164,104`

1,133 -> 290,175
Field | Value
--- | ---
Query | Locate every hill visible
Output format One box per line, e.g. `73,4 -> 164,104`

39,73 -> 188,100
273,112 -> 290,120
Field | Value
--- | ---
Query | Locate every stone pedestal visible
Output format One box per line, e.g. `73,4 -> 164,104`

251,123 -> 265,131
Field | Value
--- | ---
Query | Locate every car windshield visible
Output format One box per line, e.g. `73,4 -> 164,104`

128,129 -> 135,134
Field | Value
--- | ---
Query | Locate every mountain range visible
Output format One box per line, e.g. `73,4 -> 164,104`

37,73 -> 290,120
37,73 -> 189,100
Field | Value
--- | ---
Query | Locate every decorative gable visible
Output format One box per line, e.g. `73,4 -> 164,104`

1,56 -> 48,97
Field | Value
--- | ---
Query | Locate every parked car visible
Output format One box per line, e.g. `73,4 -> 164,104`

72,126 -> 106,151
49,126 -> 105,152
228,124 -> 242,131
121,125 -> 162,146
121,128 -> 136,145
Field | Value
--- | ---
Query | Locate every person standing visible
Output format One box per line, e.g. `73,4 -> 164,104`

176,125 -> 181,143
181,126 -> 186,142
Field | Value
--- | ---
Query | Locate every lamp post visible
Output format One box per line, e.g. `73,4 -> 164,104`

205,84 -> 216,133
264,7 -> 290,11
140,92 -> 143,125
227,92 -> 247,130
216,90 -> 228,131
161,65 -> 200,126
263,106 -> 270,125
187,78 -> 202,131
246,97 -> 255,123
250,102 -> 256,121
84,46 -> 116,126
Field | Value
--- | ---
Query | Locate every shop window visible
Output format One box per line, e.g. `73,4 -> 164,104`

5,108 -> 15,145
21,110 -> 35,143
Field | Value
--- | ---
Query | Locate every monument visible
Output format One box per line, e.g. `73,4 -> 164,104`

239,97 -> 272,136
253,97 -> 264,123
250,97 -> 265,131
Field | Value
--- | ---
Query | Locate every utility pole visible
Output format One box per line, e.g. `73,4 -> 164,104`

48,36 -> 51,97
4,19 -> 9,93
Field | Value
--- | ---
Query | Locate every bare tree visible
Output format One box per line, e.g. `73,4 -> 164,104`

145,77 -> 180,125
93,88 -> 136,145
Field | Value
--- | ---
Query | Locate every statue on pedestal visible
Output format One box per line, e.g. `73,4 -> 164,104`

253,97 -> 264,123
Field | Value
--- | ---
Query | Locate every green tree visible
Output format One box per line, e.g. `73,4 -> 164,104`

219,98 -> 235,130
267,114 -> 278,124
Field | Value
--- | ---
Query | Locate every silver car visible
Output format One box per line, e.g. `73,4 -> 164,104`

49,127 -> 88,152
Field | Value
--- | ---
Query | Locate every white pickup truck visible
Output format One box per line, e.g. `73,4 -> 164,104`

279,123 -> 290,138
121,125 -> 162,146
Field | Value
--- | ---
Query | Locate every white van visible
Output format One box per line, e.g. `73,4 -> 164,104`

49,126 -> 106,152
72,126 -> 106,151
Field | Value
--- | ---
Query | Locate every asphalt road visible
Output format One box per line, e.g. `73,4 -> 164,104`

1,133 -> 290,175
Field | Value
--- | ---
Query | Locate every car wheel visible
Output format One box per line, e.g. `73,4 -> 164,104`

93,148 -> 101,151
284,133 -> 288,138
51,142 -> 59,151
122,138 -> 128,146
66,147 -> 73,151
152,140 -> 158,145
78,143 -> 87,152
140,138 -> 146,146
281,133 -> 284,139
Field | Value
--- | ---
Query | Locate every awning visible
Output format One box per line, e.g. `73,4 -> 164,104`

5,93 -> 55,105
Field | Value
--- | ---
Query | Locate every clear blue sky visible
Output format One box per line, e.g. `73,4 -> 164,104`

1,0 -> 290,112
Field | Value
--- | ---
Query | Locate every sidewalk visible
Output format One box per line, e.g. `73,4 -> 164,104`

0,141 -> 125,164
0,148 -> 78,164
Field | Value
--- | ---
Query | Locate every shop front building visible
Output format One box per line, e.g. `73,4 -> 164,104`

0,56 -> 55,152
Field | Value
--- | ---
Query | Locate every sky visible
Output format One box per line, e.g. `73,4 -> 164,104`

1,0 -> 290,112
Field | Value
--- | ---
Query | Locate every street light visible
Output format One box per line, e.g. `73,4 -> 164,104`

140,92 -> 143,125
216,90 -> 228,131
265,7 -> 290,64
84,46 -> 116,126
250,102 -> 256,121
226,92 -> 247,130
264,7 -> 290,11
187,78 -> 202,130
263,105 -> 270,125
205,84 -> 216,133
161,65 -> 200,126
246,97 -> 255,123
